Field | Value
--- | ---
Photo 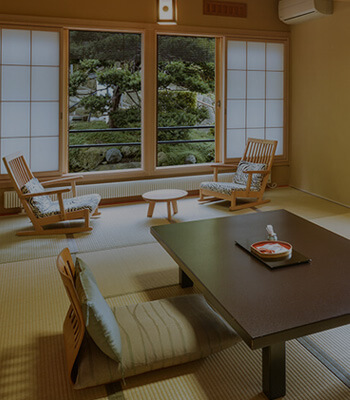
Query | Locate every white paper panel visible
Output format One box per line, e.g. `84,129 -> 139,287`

247,100 -> 265,128
266,71 -> 284,99
1,138 -> 30,173
32,31 -> 60,66
227,70 -> 246,99
266,43 -> 284,71
227,41 -> 246,70
31,67 -> 59,101
2,29 -> 30,65
247,71 -> 265,99
1,102 -> 30,138
247,128 -> 264,140
227,100 -> 245,129
226,129 -> 245,158
31,102 -> 59,136
31,136 -> 59,172
266,128 -> 283,155
247,42 -> 265,70
2,66 -> 30,101
266,100 -> 284,127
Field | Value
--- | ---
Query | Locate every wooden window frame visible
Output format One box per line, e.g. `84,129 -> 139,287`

0,15 -> 289,187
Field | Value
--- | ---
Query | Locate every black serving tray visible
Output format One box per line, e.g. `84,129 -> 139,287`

235,239 -> 311,269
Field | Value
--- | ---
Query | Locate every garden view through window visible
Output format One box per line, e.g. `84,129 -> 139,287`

68,31 -> 216,173
157,35 -> 216,167
69,30 -> 142,172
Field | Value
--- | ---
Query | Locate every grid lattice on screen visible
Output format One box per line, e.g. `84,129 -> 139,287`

226,40 -> 284,159
0,28 -> 60,174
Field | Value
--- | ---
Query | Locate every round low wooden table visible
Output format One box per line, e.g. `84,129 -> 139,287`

142,189 -> 188,221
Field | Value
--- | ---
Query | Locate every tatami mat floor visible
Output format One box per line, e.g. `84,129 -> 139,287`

0,186 -> 349,400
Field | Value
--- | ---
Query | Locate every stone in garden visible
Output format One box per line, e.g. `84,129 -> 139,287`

106,148 -> 123,163
184,154 -> 196,164
69,148 -> 106,172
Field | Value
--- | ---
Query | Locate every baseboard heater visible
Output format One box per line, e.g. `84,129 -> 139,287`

3,173 -> 232,209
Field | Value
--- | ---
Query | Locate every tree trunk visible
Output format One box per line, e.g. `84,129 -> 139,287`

109,86 -> 122,128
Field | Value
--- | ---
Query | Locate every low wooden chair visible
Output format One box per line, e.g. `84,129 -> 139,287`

57,248 -> 241,389
2,152 -> 101,236
199,138 -> 278,211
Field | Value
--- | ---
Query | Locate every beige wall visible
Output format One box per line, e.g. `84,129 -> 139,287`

0,0 -> 288,32
290,1 -> 350,206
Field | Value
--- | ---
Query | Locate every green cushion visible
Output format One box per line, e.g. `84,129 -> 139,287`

75,260 -> 122,364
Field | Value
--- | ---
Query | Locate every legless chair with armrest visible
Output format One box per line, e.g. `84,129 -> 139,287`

2,152 -> 101,236
199,138 -> 277,211
57,248 -> 241,389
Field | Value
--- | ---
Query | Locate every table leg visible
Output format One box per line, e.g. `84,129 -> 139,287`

147,201 -> 156,218
167,201 -> 172,221
172,200 -> 178,215
179,268 -> 193,288
263,342 -> 286,400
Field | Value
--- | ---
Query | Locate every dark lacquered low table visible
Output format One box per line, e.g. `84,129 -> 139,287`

151,210 -> 350,399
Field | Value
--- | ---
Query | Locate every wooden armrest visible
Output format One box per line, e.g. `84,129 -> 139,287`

41,175 -> 83,186
22,187 -> 71,198
210,163 -> 237,182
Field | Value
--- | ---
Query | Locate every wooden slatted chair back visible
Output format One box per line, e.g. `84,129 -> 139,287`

2,152 -> 34,194
57,248 -> 86,384
242,138 -> 277,170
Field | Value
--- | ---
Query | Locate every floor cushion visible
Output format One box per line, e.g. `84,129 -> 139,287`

74,294 -> 241,389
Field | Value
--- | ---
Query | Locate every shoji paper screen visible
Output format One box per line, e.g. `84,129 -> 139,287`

226,40 -> 285,159
0,28 -> 60,174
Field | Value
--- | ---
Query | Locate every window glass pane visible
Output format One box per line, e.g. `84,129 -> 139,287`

1,102 -> 30,137
1,138 -> 30,173
266,71 -> 283,99
227,70 -> 246,99
32,66 -> 59,101
157,35 -> 215,167
32,31 -> 60,66
247,71 -> 265,99
247,42 -> 265,70
69,30 -> 142,173
266,100 -> 284,127
266,128 -> 283,155
31,136 -> 59,172
31,102 -> 59,136
227,41 -> 246,70
227,100 -> 245,129
2,66 -> 30,101
226,129 -> 245,158
247,100 -> 265,128
266,43 -> 284,71
2,29 -> 30,65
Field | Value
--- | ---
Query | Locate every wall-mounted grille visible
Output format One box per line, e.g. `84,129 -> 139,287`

203,0 -> 247,18
3,173 -> 233,209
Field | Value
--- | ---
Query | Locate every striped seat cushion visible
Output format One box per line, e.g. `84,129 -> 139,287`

21,178 -> 100,218
74,294 -> 241,388
38,194 -> 101,218
200,181 -> 249,195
